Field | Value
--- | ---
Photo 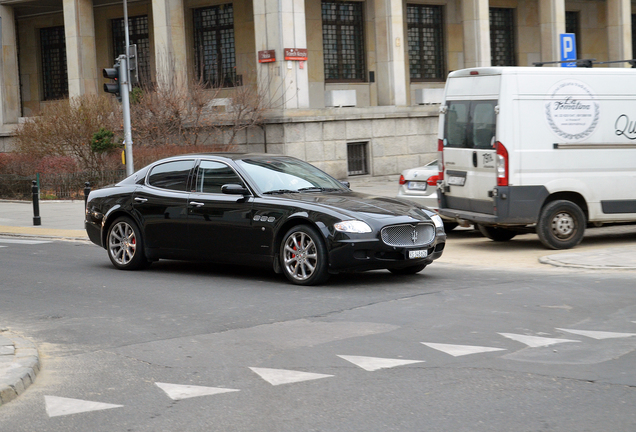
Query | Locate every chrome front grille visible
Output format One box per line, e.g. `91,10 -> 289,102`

381,223 -> 435,247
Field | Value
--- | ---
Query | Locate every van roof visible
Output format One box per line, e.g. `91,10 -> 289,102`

448,66 -> 636,78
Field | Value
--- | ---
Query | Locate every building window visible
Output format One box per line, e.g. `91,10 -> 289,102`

489,8 -> 515,66
347,142 -> 369,176
40,26 -> 68,101
632,14 -> 636,59
112,15 -> 151,85
407,4 -> 445,81
565,11 -> 579,59
322,1 -> 366,82
193,4 -> 237,87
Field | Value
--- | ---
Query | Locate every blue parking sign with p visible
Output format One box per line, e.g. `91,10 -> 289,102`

560,33 -> 577,67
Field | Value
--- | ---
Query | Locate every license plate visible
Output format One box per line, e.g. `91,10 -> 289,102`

448,176 -> 466,186
408,250 -> 428,259
407,181 -> 427,191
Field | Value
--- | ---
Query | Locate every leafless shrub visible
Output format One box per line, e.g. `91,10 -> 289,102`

13,95 -> 122,171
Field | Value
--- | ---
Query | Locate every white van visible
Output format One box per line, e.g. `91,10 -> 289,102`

437,67 -> 636,249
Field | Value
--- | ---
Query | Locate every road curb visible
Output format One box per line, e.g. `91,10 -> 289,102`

0,332 -> 40,407
539,256 -> 636,270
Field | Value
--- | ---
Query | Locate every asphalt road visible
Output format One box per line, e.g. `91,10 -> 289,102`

0,236 -> 635,431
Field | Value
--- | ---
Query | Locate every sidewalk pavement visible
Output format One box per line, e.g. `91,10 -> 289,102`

1,177 -> 635,405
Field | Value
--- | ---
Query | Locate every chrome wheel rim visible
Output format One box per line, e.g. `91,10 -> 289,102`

283,231 -> 318,281
108,221 -> 137,265
551,211 -> 575,239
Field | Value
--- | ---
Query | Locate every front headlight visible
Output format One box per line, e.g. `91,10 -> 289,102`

334,220 -> 372,233
430,214 -> 444,229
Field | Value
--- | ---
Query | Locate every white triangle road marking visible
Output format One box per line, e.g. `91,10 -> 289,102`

421,342 -> 506,357
249,367 -> 333,386
44,396 -> 123,418
337,355 -> 423,371
155,382 -> 240,400
556,328 -> 636,340
499,333 -> 580,347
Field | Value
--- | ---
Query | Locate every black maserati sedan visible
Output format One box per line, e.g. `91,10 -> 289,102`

85,154 -> 446,285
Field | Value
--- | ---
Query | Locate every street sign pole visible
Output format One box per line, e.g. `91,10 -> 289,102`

122,0 -> 134,175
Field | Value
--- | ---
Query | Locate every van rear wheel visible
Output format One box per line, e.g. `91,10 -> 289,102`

477,224 -> 517,242
537,200 -> 586,250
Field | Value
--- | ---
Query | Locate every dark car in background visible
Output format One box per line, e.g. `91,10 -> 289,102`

85,154 -> 446,285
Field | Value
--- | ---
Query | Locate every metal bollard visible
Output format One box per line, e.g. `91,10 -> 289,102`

32,180 -> 41,226
84,182 -> 91,207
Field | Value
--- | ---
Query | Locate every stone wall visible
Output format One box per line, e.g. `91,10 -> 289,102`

235,105 -> 440,179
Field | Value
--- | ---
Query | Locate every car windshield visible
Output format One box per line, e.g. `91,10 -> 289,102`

236,157 -> 348,194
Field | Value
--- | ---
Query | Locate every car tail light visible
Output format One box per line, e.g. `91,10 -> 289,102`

427,174 -> 440,187
437,139 -> 444,181
399,175 -> 406,185
496,141 -> 509,186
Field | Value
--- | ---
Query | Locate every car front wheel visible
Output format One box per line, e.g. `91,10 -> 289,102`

107,216 -> 150,270
536,200 -> 586,249
280,225 -> 329,286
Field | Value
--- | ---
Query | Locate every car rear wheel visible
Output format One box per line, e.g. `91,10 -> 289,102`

280,225 -> 330,286
107,217 -> 150,270
389,264 -> 426,275
443,221 -> 458,232
536,200 -> 586,250
477,224 -> 517,242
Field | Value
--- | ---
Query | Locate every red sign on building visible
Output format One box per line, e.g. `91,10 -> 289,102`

284,48 -> 308,61
258,50 -> 276,63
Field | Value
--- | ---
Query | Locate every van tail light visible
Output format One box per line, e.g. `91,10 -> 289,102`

427,174 -> 440,187
496,141 -> 509,186
437,139 -> 444,181
399,175 -> 406,185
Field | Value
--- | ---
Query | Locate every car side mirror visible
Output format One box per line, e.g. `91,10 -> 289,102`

340,181 -> 351,189
221,184 -> 250,195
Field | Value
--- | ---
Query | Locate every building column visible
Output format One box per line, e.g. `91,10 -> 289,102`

0,5 -> 21,125
152,0 -> 187,88
607,0 -> 632,65
253,0 -> 309,109
374,0 -> 407,106
462,0 -> 491,68
63,0 -> 98,98
539,0 -> 565,63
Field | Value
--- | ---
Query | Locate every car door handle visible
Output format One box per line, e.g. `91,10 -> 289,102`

472,151 -> 478,168
134,197 -> 148,203
189,201 -> 205,208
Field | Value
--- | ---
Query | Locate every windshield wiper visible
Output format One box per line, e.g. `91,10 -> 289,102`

262,189 -> 299,195
297,187 -> 342,193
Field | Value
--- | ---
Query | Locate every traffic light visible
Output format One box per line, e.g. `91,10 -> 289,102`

103,61 -> 122,101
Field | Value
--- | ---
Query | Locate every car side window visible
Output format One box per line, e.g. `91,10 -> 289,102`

196,161 -> 244,194
147,160 -> 194,191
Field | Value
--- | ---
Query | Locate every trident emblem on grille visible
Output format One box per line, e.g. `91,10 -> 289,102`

411,229 -> 418,244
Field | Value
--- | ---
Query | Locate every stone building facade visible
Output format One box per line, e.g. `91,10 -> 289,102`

0,0 -> 633,179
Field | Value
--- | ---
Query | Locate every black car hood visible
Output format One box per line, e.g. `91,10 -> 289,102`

284,191 -> 429,220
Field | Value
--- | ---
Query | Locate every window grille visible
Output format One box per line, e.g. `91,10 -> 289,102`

40,26 -> 68,101
489,8 -> 516,66
407,4 -> 445,81
322,1 -> 366,82
565,11 -> 579,59
193,4 -> 237,87
112,15 -> 151,85
347,142 -> 369,176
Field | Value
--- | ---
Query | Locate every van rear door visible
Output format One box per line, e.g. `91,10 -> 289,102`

442,99 -> 498,215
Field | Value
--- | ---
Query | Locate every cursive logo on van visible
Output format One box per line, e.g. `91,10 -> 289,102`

545,80 -> 599,142
615,114 -> 636,140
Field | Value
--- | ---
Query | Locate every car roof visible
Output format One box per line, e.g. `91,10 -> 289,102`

164,153 -> 286,162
